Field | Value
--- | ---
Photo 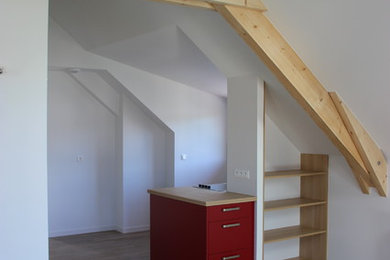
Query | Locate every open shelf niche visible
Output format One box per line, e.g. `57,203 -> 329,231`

263,154 -> 328,260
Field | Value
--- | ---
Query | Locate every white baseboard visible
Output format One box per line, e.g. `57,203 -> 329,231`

49,225 -> 117,238
115,225 -> 149,233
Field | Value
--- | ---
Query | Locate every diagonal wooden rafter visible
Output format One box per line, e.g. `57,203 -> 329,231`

150,0 -> 215,10
330,92 -> 387,196
214,4 -> 384,195
144,0 -> 387,196
344,157 -> 372,194
150,0 -> 267,11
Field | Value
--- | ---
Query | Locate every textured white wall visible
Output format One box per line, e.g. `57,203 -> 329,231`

0,0 -> 48,259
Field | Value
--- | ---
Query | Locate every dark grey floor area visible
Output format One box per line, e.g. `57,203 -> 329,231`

50,231 -> 150,260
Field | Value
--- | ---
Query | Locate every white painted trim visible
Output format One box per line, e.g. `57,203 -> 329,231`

115,225 -> 150,234
49,225 -> 117,238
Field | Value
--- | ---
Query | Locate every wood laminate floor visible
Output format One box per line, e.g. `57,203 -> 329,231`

50,231 -> 150,260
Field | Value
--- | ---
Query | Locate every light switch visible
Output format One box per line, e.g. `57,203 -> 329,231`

234,169 -> 250,179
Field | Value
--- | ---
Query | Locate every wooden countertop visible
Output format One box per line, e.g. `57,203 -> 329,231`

148,187 -> 256,206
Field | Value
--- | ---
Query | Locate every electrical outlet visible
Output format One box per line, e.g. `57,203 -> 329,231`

234,169 -> 250,179
242,170 -> 250,179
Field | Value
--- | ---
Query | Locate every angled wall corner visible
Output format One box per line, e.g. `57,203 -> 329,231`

48,70 -> 119,237
226,75 -> 264,259
47,68 -> 175,235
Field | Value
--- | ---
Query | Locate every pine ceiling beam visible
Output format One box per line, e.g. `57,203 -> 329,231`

344,157 -> 372,194
145,0 -> 387,196
330,92 -> 387,196
150,0 -> 215,10
149,0 -> 267,11
215,4 -> 387,196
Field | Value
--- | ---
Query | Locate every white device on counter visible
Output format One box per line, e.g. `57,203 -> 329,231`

195,183 -> 227,192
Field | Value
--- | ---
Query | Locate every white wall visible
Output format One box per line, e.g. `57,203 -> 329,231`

226,76 -> 264,259
49,19 -> 227,187
122,95 -> 169,232
264,115 -> 301,260
74,70 -> 121,115
48,19 -> 226,234
48,71 -> 118,237
48,69 -> 174,235
261,1 -> 390,259
328,155 -> 390,259
0,0 -> 48,259
265,115 -> 300,173
47,1 -> 390,258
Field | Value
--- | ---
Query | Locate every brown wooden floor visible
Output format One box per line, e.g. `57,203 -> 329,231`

50,231 -> 150,260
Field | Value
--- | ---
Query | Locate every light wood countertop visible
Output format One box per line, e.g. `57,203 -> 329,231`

148,187 -> 256,206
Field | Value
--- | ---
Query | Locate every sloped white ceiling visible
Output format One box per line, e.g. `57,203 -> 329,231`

50,0 -> 342,154
93,25 -> 227,96
50,0 -> 173,50
50,0 -> 227,96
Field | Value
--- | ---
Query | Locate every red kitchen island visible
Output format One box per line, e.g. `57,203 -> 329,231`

148,187 -> 257,260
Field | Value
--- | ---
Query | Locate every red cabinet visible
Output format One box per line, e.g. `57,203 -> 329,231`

208,217 -> 252,254
150,194 -> 254,260
207,203 -> 253,222
208,248 -> 253,260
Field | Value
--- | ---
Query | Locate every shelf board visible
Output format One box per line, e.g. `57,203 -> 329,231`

264,198 -> 326,212
264,170 -> 327,179
285,257 -> 307,260
264,225 -> 326,244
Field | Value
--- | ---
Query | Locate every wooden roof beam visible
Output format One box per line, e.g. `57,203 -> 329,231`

149,0 -> 267,11
215,4 -> 387,196
150,0 -> 215,10
330,92 -> 387,196
145,0 -> 387,196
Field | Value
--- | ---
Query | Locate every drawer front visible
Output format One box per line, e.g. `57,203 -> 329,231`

207,202 -> 254,222
208,248 -> 253,260
208,217 -> 253,254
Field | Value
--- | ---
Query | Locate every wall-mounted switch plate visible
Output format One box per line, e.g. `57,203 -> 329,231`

234,169 -> 250,179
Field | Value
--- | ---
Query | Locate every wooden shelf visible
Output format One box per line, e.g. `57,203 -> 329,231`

263,155 -> 328,259
264,170 -> 327,179
264,198 -> 326,212
264,225 -> 326,244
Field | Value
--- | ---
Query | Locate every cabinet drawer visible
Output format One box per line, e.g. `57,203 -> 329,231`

207,202 -> 254,222
208,217 -> 253,254
208,248 -> 253,260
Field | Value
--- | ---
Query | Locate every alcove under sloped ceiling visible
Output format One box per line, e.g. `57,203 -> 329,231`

48,68 -> 175,236
50,0 -> 333,155
50,0 -> 227,97
92,26 -> 227,97
50,0 -> 388,196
